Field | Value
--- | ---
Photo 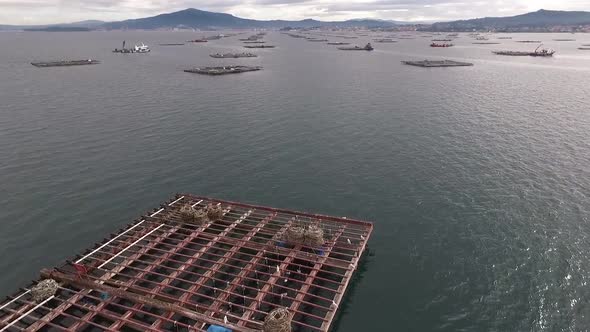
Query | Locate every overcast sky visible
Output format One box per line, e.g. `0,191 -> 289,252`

1,0 -> 589,25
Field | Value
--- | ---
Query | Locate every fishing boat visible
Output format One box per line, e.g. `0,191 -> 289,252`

113,41 -> 150,53
430,42 -> 454,47
338,43 -> 374,51
133,43 -> 150,53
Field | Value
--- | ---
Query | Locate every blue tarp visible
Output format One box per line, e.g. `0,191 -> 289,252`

207,325 -> 232,332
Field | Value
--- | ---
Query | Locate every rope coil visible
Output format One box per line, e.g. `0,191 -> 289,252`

263,307 -> 292,332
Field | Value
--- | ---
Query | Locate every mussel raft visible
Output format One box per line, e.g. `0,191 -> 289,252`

210,53 -> 258,58
184,66 -> 262,75
402,60 -> 474,67
31,59 -> 100,67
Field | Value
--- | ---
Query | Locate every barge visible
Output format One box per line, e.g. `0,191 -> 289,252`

0,194 -> 372,332
402,60 -> 473,67
184,66 -> 262,75
31,59 -> 100,68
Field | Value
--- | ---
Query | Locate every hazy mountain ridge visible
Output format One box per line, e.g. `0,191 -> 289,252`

2,8 -> 590,31
100,9 -> 397,29
425,9 -> 590,31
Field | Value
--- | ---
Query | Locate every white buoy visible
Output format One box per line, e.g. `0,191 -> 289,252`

276,265 -> 280,274
224,315 -> 228,324
347,238 -> 352,245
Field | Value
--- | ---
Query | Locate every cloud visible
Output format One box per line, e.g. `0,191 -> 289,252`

1,0 -> 590,25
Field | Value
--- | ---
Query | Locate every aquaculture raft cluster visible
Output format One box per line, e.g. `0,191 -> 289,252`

0,194 -> 373,332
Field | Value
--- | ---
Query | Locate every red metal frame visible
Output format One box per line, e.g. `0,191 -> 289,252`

0,194 -> 373,332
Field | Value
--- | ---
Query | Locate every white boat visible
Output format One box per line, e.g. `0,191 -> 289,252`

134,43 -> 151,53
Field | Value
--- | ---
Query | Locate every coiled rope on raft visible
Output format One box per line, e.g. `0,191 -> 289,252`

263,307 -> 292,332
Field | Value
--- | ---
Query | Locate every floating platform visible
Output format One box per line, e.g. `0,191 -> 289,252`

338,43 -> 373,51
184,66 -> 262,75
492,50 -> 555,57
243,45 -> 275,49
210,53 -> 258,59
31,59 -> 100,67
402,60 -> 473,67
0,194 -> 372,332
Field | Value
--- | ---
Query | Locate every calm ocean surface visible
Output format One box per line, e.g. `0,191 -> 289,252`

1,31 -> 590,331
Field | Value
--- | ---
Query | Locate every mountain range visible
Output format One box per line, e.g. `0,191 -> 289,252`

425,9 -> 590,31
1,8 -> 590,32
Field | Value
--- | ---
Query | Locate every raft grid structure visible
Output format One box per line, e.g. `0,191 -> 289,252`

0,194 -> 373,332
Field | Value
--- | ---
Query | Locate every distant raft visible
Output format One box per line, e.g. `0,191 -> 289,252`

244,45 -> 275,48
338,43 -> 374,51
210,52 -> 257,58
402,60 -> 473,67
31,59 -> 100,67
184,65 -> 262,75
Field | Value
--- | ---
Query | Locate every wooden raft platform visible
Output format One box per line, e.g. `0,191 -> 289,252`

0,194 -> 373,332
403,60 -> 473,67
31,60 -> 100,68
